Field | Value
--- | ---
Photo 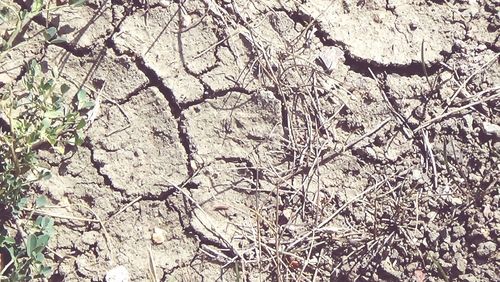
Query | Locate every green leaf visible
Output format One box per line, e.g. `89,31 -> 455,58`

6,245 -> 16,261
30,0 -> 43,13
44,110 -> 63,119
18,10 -> 28,21
77,89 -> 92,110
82,101 -> 94,110
60,84 -> 70,94
28,60 -> 41,76
39,169 -> 52,180
75,130 -> 85,146
50,36 -> 68,44
35,216 -> 43,226
54,146 -> 65,154
16,197 -> 28,211
0,235 -> 15,246
26,234 -> 37,256
39,216 -> 54,230
41,118 -> 51,129
0,8 -> 10,21
45,134 -> 57,146
36,234 -> 50,248
77,88 -> 87,99
35,196 -> 47,208
40,266 -> 52,277
43,27 -> 57,41
69,0 -> 86,6
43,79 -> 55,89
76,119 -> 86,130
34,251 -> 45,263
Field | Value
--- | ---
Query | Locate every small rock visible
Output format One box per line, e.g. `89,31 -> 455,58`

81,231 -> 99,246
494,210 -> 500,223
483,204 -> 492,219
452,225 -> 466,238
459,274 -> 478,282
438,258 -> 452,269
493,141 -> 500,152
151,227 -> 167,244
428,230 -> 440,243
380,259 -> 401,280
476,241 -> 496,257
318,47 -> 344,72
440,242 -> 449,252
480,227 -> 491,240
453,39 -> 467,53
406,262 -> 418,272
451,197 -> 463,205
76,257 -> 92,277
427,211 -> 437,221
184,178 -> 201,189
282,208 -> 293,221
451,240 -> 462,252
440,71 -> 453,82
463,114 -> 473,129
159,0 -> 169,8
481,122 -> 500,138
386,1 -> 396,10
476,44 -> 487,52
365,146 -> 377,159
414,229 -> 424,239
106,265 -> 130,282
373,13 -> 382,23
456,256 -> 467,273
385,148 -> 399,162
180,12 -> 192,28
411,169 -> 422,181
414,269 -> 426,282
134,148 -> 144,157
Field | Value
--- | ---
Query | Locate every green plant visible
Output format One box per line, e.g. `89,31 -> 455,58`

0,59 -> 94,279
0,1 -> 89,280
1,59 -> 93,207
0,0 -> 86,60
0,197 -> 55,281
0,58 -> 93,281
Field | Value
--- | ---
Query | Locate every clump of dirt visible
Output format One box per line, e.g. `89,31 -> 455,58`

3,0 -> 498,281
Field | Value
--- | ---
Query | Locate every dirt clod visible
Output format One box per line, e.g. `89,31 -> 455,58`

380,258 -> 402,280
476,241 -> 497,258
151,227 -> 167,245
105,265 -> 129,282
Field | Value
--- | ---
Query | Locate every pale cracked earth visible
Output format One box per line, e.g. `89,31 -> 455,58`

2,0 -> 500,281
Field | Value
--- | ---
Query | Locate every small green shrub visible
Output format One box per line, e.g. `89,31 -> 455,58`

1,59 -> 94,208
0,209 -> 55,280
0,0 -> 89,280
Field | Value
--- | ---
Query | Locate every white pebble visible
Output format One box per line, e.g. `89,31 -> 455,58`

106,265 -> 129,282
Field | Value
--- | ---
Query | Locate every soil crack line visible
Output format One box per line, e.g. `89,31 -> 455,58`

83,140 -> 125,195
284,8 -> 445,77
105,36 -> 195,174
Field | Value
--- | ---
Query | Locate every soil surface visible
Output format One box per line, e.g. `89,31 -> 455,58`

4,0 -> 500,281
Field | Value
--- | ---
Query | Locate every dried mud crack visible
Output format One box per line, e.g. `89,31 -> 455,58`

105,36 -> 195,174
285,8 -> 447,77
5,0 -> 498,281
85,140 -> 126,194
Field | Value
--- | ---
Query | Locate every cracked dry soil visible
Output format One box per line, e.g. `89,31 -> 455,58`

2,0 -> 500,281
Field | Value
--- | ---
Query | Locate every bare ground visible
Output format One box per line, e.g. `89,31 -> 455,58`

2,0 -> 499,281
